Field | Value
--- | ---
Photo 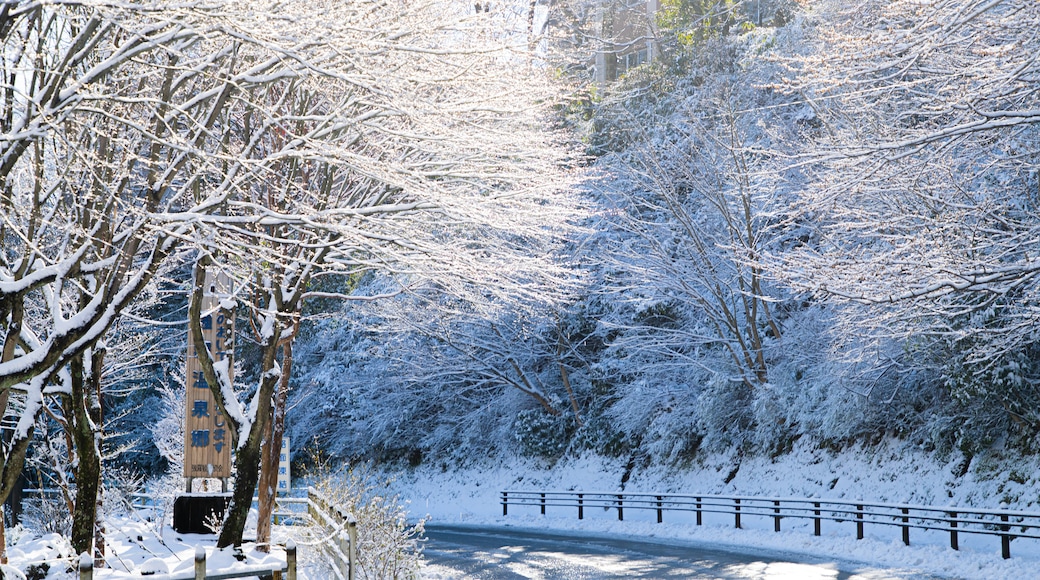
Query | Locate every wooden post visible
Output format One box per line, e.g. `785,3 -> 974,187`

337,509 -> 351,580
773,500 -> 781,532
901,508 -> 910,546
79,553 -> 93,580
194,546 -> 206,580
578,493 -> 583,520
949,511 -> 958,551
855,505 -> 864,540
616,494 -> 624,521
540,492 -> 546,515
734,498 -> 741,529
287,539 -> 298,580
813,502 -> 821,536
656,496 -> 663,524
308,488 -> 316,523
695,497 -> 702,526
347,517 -> 358,580
502,491 -> 508,516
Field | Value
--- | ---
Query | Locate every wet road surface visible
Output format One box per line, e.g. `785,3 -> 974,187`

420,525 -> 945,579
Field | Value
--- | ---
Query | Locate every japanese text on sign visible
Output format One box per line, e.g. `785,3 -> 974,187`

184,270 -> 234,478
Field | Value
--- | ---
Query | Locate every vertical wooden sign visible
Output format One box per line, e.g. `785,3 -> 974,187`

184,270 -> 234,479
277,437 -> 291,494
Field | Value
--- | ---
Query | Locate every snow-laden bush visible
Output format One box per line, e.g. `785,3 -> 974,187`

309,463 -> 425,580
514,409 -> 576,459
21,495 -> 71,538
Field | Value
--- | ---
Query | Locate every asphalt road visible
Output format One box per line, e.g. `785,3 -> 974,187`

420,525 -> 944,579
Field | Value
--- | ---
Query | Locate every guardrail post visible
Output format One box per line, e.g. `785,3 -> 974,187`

948,511 -> 958,551
1000,513 -> 1011,559
773,500 -> 781,532
855,504 -> 864,540
734,498 -> 741,529
617,494 -> 624,521
578,493 -> 583,520
502,491 -> 508,516
194,546 -> 206,580
901,507 -> 910,546
79,553 -> 93,580
287,538 -> 298,580
540,492 -> 546,515
695,496 -> 702,526
656,496 -> 663,524
813,502 -> 821,536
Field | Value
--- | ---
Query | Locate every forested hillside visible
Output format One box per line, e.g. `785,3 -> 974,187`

285,0 -> 1040,470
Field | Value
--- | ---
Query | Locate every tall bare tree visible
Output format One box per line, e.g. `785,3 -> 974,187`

0,0 -> 581,555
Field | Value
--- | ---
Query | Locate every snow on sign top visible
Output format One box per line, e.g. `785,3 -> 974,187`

184,269 -> 234,480
203,268 -> 234,298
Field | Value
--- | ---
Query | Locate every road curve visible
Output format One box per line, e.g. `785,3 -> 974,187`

420,524 -> 943,579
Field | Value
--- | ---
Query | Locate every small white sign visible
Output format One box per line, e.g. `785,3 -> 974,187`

277,437 -> 291,493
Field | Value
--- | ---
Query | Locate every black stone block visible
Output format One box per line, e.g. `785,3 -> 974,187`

172,493 -> 232,534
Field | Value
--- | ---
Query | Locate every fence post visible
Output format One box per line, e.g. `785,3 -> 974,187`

79,553 -> 93,580
901,507 -> 910,546
734,498 -> 741,529
813,502 -> 821,536
347,517 -> 358,580
307,487 -> 317,523
948,511 -> 958,551
773,500 -> 781,532
617,494 -> 624,521
336,508 -> 351,580
286,538 -> 298,580
540,493 -> 546,515
578,493 -> 583,520
695,496 -> 702,526
502,491 -> 508,516
656,496 -> 663,524
855,504 -> 864,540
1000,513 -> 1011,559
194,546 -> 206,580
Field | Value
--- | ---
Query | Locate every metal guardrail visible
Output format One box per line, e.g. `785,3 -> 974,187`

501,490 -> 1040,559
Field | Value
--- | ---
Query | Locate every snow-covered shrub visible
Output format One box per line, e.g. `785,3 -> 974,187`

309,464 -> 425,580
21,495 -> 71,537
514,409 -> 576,459
149,372 -> 185,472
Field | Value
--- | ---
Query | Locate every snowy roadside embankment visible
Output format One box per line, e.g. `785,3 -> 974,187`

388,440 -> 1040,579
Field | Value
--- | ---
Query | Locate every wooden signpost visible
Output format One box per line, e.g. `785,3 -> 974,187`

184,269 -> 234,491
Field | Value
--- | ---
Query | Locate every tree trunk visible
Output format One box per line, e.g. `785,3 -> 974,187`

256,341 -> 292,552
69,348 -> 105,560
217,326 -> 281,546
217,428 -> 264,548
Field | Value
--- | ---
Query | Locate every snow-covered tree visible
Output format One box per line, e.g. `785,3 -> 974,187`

777,0 -> 1040,427
0,0 -> 580,553
173,0 -> 583,547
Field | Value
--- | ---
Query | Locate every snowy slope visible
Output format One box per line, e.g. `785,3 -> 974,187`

387,440 -> 1040,579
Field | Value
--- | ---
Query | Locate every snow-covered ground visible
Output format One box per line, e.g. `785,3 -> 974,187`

2,508 -> 311,580
4,439 -> 1037,579
389,440 -> 1040,579
2,523 -> 293,580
